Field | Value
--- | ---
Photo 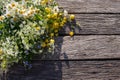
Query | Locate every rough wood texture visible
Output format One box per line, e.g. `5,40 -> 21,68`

34,35 -> 120,60
55,36 -> 120,60
56,0 -> 120,13
3,60 -> 120,80
1,0 -> 120,80
60,14 -> 120,35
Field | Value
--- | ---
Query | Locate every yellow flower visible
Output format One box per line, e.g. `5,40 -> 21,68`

41,42 -> 46,48
60,21 -> 65,27
64,17 -> 67,21
69,31 -> 74,36
45,39 -> 49,43
53,22 -> 59,28
36,26 -> 41,30
70,14 -> 75,20
50,33 -> 54,37
52,12 -> 58,19
46,43 -> 50,47
59,13 -> 63,16
0,49 -> 3,55
50,39 -> 55,44
62,17 -> 67,23
47,14 -> 51,19
54,29 -> 58,33
45,7 -> 51,13
63,17 -> 67,20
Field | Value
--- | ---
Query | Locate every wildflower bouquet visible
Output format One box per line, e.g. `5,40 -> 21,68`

0,0 -> 75,69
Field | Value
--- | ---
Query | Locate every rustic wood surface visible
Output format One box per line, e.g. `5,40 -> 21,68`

55,35 -> 120,60
60,14 -> 120,35
4,61 -> 120,80
56,0 -> 120,13
1,0 -> 120,80
34,35 -> 120,60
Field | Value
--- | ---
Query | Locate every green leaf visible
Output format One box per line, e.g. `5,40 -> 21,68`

0,23 -> 4,29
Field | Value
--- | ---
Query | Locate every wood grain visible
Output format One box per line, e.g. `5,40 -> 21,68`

4,60 -> 120,80
33,35 -> 120,60
53,35 -> 120,60
56,0 -> 120,13
60,14 -> 120,35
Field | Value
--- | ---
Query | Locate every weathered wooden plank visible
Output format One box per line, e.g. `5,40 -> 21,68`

60,14 -> 120,35
33,35 -> 120,60
57,0 -> 120,13
54,35 -> 120,60
4,60 -> 120,80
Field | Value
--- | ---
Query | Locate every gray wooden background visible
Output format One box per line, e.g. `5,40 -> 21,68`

1,0 -> 120,80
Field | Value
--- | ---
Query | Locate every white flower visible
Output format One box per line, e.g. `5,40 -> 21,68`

64,10 -> 68,16
53,6 -> 59,13
19,24 -> 24,28
22,0 -> 26,5
22,21 -> 26,24
33,0 -> 41,5
7,49 -> 14,55
0,16 -> 5,22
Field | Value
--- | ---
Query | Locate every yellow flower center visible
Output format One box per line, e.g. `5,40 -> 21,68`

11,3 -> 15,7
0,16 -> 4,21
13,17 -> 17,21
30,10 -> 34,15
19,10 -> 25,14
36,26 -> 41,30
35,9 -> 39,13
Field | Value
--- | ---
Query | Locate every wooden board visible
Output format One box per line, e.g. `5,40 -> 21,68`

60,14 -> 120,35
0,0 -> 120,80
56,36 -> 120,60
3,60 -> 120,80
33,35 -> 120,60
56,0 -> 120,13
